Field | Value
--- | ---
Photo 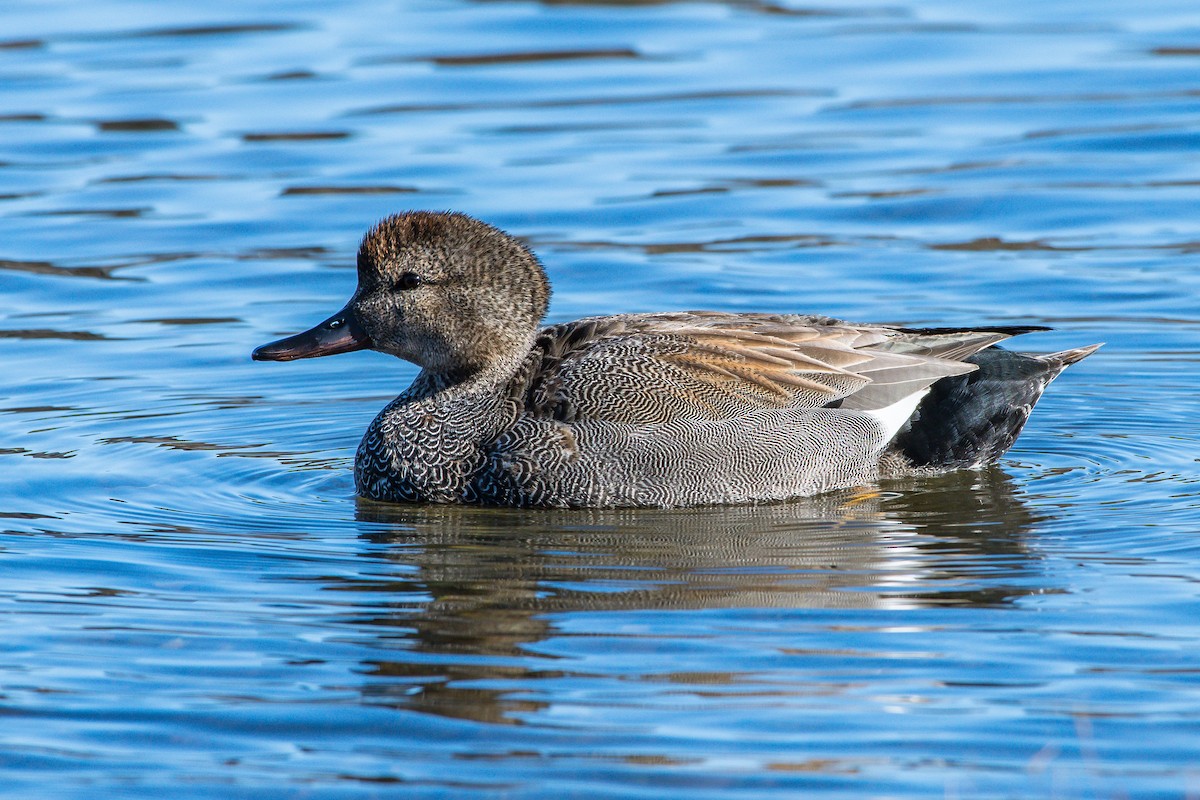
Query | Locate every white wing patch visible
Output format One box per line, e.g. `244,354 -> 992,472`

861,387 -> 929,442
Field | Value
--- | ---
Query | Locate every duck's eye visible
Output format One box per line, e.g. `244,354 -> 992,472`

396,271 -> 422,291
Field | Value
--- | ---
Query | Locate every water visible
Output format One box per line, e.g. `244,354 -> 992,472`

2,0 -> 1199,797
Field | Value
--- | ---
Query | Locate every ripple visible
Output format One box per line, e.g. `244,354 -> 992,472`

928,237 -> 1090,252
832,187 -> 939,200
280,185 -> 418,196
1023,120 -> 1192,141
30,207 -> 151,218
94,118 -> 180,133
1149,47 -> 1200,56
414,48 -> 642,67
91,173 -> 225,184
0,258 -> 130,280
0,511 -> 58,520
240,130 -> 351,142
262,69 -> 319,81
127,22 -> 301,39
98,434 -> 266,453
351,88 -> 819,115
0,328 -> 113,341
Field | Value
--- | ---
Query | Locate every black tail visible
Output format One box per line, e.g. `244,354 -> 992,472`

893,324 -> 1053,338
888,343 -> 1101,469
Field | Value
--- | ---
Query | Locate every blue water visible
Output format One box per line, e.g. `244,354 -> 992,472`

2,0 -> 1200,797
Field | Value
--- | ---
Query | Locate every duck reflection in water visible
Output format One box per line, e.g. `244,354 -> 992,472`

340,469 -> 1047,724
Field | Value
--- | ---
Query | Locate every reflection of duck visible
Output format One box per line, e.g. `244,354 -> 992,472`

347,470 -> 1046,722
254,211 -> 1099,508
354,469 -> 1045,619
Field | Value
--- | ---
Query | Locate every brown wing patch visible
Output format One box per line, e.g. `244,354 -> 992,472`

523,315 -> 881,423
656,326 -> 873,404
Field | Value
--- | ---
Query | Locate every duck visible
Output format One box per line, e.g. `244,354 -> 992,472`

252,211 -> 1099,508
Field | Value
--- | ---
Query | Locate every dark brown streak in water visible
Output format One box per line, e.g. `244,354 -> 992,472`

264,70 -> 319,81
95,118 -> 180,133
0,329 -> 113,341
241,131 -> 351,142
1157,240 -> 1200,254
55,246 -> 328,270
415,48 -> 641,67
170,394 -> 265,409
928,237 -> 1091,252
1150,47 -> 1200,56
742,2 -> 877,18
928,237 -> 1200,254
100,435 -> 266,453
33,207 -> 151,219
650,186 -> 730,198
281,185 -> 418,196
731,178 -> 822,188
94,174 -> 225,184
0,259 -> 136,281
127,23 -> 300,38
833,188 -> 939,199
235,246 -> 332,261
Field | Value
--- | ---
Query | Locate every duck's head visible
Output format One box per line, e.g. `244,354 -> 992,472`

252,211 -> 551,377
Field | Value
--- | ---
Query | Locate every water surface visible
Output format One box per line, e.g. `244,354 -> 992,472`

2,0 -> 1200,797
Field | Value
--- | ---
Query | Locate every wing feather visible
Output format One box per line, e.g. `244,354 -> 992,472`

524,312 -> 1012,425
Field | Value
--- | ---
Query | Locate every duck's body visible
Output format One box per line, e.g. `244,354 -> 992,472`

253,212 -> 1099,509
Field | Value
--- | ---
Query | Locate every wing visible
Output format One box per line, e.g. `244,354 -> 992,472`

520,312 -> 1003,426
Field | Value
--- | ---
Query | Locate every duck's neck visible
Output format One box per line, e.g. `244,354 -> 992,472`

354,348 -> 536,504
403,345 -> 534,404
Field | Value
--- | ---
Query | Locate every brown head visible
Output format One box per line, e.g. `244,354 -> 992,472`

252,212 -> 551,378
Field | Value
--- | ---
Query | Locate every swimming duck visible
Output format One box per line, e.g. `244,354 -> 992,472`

252,211 -> 1099,508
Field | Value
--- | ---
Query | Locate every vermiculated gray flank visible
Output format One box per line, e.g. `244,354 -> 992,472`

253,211 -> 1099,508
